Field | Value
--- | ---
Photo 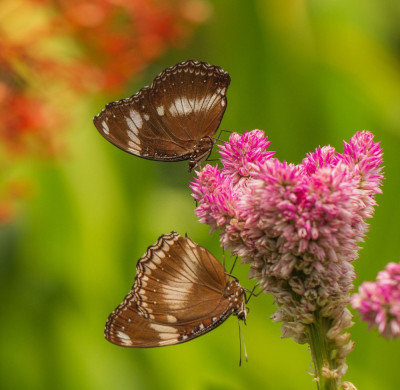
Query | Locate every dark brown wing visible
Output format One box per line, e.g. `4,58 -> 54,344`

149,60 -> 230,143
93,60 -> 230,162
104,232 -> 239,348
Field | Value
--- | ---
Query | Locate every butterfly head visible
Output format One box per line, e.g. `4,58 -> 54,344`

189,136 -> 215,171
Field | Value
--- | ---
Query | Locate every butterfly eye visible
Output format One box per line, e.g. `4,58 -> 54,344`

93,60 -> 230,171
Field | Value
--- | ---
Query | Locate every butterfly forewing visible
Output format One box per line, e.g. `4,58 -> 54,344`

93,60 -> 230,167
105,232 -> 246,348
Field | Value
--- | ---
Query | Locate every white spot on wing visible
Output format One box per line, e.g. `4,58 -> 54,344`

194,94 -> 212,113
117,331 -> 132,344
160,282 -> 195,308
146,261 -> 157,270
149,323 -> 178,334
130,110 -> 143,129
181,97 -> 193,114
186,238 -> 197,249
168,102 -> 179,117
169,97 -> 193,116
102,121 -> 109,135
126,118 -> 138,135
157,106 -> 165,116
128,141 -> 140,151
152,256 -> 162,265
166,315 -> 177,323
140,280 -> 147,288
127,130 -> 140,144
143,113 -> 150,121
163,95 -> 215,117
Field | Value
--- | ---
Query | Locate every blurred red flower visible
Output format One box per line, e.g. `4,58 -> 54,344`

0,0 -> 210,223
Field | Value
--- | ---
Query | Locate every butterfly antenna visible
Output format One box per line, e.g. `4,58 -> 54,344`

206,130 -> 234,166
225,255 -> 239,281
214,129 -> 233,142
229,255 -> 238,274
238,318 -> 248,366
224,256 -> 239,280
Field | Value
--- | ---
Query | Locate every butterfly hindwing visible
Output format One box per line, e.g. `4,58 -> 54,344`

132,232 -> 229,324
105,298 -> 235,348
149,61 -> 229,143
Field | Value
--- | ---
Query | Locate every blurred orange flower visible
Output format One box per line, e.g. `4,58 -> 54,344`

0,0 -> 210,223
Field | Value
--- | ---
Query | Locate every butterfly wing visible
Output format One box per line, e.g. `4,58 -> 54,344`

93,60 -> 230,162
105,232 -> 238,348
105,292 -> 235,348
149,60 -> 230,144
132,232 -> 230,323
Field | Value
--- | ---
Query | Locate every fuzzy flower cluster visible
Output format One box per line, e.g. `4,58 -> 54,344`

191,129 -> 383,383
0,0 -> 208,223
351,262 -> 400,339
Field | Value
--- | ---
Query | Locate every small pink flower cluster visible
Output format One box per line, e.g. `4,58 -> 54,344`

191,129 -> 383,380
351,262 -> 400,339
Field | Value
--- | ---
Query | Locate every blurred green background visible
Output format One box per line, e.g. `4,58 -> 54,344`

1,0 -> 400,389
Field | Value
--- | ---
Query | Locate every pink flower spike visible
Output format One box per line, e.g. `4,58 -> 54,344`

190,164 -> 237,231
192,129 -> 384,386
351,261 -> 400,339
190,164 -> 225,202
219,130 -> 275,183
301,145 -> 339,175
338,131 -> 384,194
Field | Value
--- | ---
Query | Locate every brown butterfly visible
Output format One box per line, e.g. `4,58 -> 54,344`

105,232 -> 247,348
93,60 -> 230,171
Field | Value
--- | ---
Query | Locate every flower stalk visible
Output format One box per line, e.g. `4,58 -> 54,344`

308,314 -> 337,390
307,311 -> 354,389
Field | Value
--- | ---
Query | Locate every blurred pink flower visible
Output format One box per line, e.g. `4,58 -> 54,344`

352,262 -> 400,339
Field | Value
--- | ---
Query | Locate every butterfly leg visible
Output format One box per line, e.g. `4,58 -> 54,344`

244,284 -> 262,303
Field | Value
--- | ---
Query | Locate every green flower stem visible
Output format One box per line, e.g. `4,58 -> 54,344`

307,313 -> 338,390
